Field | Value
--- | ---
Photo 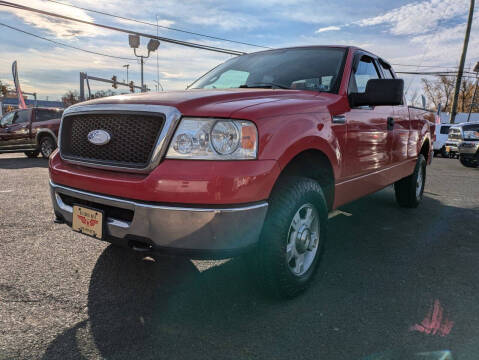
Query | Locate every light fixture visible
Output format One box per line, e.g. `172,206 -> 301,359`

128,34 -> 140,49
147,39 -> 160,53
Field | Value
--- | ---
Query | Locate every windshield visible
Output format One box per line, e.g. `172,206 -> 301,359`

190,47 -> 347,92
0,111 -> 15,127
463,124 -> 479,140
448,128 -> 462,140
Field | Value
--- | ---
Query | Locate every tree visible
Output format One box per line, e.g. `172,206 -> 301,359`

422,75 -> 477,112
61,90 -> 81,107
0,80 -> 13,97
90,89 -> 119,99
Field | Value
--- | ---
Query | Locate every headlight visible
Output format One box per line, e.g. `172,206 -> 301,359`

166,117 -> 257,160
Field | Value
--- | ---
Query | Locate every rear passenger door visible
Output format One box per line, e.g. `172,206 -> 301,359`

344,54 -> 393,179
379,61 -> 410,164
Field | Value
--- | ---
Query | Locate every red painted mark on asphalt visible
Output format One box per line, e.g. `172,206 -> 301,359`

410,299 -> 454,336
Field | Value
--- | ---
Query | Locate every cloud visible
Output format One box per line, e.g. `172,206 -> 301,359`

357,0 -> 469,35
3,0 -> 103,38
315,26 -> 340,33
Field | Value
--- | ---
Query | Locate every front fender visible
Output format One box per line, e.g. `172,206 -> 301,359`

257,111 -> 340,179
35,128 -> 58,146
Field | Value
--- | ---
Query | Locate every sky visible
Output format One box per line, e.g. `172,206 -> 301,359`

0,0 -> 478,103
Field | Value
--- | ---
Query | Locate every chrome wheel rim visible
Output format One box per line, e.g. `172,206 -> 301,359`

416,165 -> 424,199
286,203 -> 320,277
41,139 -> 53,157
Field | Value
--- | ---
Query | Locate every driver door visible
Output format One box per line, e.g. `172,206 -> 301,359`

344,55 -> 393,179
0,111 -> 16,150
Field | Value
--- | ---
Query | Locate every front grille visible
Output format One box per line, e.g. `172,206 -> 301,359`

60,112 -> 165,169
60,194 -> 134,223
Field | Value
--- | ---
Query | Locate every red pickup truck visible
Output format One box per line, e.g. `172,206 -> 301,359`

0,107 -> 63,158
49,46 -> 434,298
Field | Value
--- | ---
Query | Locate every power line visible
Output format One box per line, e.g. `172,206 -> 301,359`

392,63 -> 461,69
0,22 -> 136,61
45,0 -> 270,49
396,70 -> 477,78
0,1 -> 246,56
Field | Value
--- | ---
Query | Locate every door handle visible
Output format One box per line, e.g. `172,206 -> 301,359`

332,115 -> 346,124
387,117 -> 394,131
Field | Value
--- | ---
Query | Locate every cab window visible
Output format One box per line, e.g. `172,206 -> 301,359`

35,109 -> 63,122
380,63 -> 395,79
14,110 -> 31,124
348,56 -> 380,93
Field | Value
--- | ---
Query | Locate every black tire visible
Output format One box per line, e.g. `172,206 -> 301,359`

24,151 -> 39,158
251,176 -> 328,299
39,136 -> 56,158
394,154 -> 426,208
460,156 -> 478,168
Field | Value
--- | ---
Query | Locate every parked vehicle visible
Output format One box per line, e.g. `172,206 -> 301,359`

445,126 -> 463,159
0,107 -> 63,158
458,122 -> 479,168
49,46 -> 435,298
433,124 -> 452,157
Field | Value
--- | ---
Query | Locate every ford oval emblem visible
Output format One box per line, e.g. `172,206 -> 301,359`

87,129 -> 111,145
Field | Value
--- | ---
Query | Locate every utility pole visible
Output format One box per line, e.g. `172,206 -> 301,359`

450,0 -> 475,124
467,62 -> 479,122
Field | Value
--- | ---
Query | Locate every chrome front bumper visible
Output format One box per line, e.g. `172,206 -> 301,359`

50,181 -> 268,257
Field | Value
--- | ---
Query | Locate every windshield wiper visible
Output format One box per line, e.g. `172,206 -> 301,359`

239,82 -> 291,90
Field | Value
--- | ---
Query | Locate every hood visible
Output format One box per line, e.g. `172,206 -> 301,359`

77,89 -> 329,118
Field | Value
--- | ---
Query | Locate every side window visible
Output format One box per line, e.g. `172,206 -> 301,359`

35,109 -> 62,122
440,125 -> 450,135
0,111 -> 15,127
349,56 -> 380,93
13,110 -> 30,124
380,63 -> 395,79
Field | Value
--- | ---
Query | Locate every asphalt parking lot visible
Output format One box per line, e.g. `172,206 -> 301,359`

0,153 -> 478,360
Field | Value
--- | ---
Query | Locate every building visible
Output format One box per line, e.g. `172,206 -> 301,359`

0,97 -> 63,115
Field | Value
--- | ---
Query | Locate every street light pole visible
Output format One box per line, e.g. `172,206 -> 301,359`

128,34 -> 160,93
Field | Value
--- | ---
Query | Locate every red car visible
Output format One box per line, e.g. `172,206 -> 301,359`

0,107 -> 63,158
49,46 -> 434,298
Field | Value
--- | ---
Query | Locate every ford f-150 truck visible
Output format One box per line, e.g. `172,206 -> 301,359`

0,107 -> 63,158
49,46 -> 435,298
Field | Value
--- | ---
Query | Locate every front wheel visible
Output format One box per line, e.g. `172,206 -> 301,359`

460,156 -> 478,168
39,136 -> 56,158
394,154 -> 426,208
24,151 -> 39,158
253,177 -> 328,299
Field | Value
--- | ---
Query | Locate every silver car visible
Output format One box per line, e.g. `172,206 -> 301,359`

457,122 -> 479,168
445,126 -> 463,159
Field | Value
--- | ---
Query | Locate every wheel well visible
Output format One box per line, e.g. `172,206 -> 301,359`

420,139 -> 430,162
278,150 -> 335,210
37,132 -> 55,146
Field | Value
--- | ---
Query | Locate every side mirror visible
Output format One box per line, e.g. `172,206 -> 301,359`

349,79 -> 404,107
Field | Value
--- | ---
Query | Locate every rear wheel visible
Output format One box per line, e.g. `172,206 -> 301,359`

39,136 -> 56,158
24,151 -> 39,158
394,154 -> 426,208
252,177 -> 328,299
